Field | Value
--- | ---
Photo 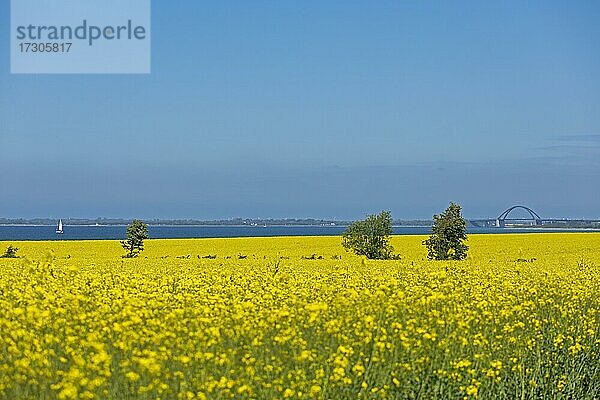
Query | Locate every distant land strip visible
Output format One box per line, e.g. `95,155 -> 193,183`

1,218 -> 599,229
0,218 -> 434,227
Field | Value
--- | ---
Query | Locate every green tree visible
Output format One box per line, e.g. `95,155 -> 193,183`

342,211 -> 396,259
423,202 -> 468,260
1,245 -> 19,258
121,219 -> 149,258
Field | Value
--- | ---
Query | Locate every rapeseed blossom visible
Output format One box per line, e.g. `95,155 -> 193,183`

0,234 -> 599,399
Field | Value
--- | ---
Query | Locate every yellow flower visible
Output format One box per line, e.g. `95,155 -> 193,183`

126,371 -> 140,382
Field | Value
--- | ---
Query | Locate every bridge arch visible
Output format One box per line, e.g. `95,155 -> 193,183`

496,205 -> 542,227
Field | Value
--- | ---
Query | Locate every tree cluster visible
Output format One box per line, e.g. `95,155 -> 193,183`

342,203 -> 468,261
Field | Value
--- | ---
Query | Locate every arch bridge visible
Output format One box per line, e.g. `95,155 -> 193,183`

495,205 -> 542,228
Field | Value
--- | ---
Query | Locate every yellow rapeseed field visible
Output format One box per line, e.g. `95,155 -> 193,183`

0,234 -> 599,399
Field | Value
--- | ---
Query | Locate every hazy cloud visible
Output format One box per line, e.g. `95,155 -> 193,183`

2,157 -> 599,220
555,134 -> 600,142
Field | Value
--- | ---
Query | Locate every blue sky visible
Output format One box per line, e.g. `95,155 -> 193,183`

1,1 -> 599,219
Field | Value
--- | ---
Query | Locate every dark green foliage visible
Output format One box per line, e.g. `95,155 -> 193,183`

121,219 -> 149,258
301,254 -> 324,260
423,202 -> 468,260
1,245 -> 19,258
342,211 -> 397,260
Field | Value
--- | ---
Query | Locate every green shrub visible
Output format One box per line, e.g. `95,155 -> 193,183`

342,211 -> 397,260
423,202 -> 468,260
1,245 -> 19,259
121,219 -> 149,258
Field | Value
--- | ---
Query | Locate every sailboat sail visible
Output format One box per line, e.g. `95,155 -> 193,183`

56,219 -> 64,234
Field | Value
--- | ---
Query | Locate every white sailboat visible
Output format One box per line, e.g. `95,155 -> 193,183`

56,219 -> 64,234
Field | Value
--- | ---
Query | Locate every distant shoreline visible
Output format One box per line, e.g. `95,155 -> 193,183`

2,224 -> 600,230
1,223 -> 599,230
0,224 -> 431,228
0,223 -> 352,227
